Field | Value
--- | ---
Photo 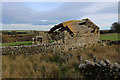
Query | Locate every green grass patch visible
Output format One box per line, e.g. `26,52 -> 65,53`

49,40 -> 55,43
2,41 -> 34,46
100,33 -> 120,40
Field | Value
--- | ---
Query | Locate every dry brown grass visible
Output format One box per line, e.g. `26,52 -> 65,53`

2,44 -> 120,78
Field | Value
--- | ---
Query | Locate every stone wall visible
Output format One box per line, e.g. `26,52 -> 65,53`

2,43 -> 64,55
63,31 -> 99,50
79,59 -> 120,79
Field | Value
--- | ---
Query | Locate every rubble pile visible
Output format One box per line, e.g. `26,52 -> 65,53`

79,59 -> 120,79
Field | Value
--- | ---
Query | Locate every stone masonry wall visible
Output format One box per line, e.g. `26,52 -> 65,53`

2,43 -> 64,55
63,31 -> 99,50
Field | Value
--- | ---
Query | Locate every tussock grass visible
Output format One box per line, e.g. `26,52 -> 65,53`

2,45 -> 120,78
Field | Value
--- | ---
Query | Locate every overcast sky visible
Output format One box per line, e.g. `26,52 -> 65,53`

2,2 -> 118,30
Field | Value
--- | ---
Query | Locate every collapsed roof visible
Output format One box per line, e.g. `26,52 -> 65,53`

49,18 -> 99,36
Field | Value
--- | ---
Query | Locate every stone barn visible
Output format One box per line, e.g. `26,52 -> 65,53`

48,18 -> 100,50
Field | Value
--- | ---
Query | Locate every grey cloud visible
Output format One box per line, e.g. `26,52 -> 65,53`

95,2 -> 118,14
2,2 -> 94,25
2,2 -> 35,24
2,2 -> 118,30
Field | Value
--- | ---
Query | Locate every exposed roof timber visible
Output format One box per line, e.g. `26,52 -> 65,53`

49,18 -> 99,35
48,23 -> 63,34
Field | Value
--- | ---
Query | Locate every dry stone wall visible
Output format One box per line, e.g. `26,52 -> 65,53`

79,59 -> 120,79
2,43 -> 64,55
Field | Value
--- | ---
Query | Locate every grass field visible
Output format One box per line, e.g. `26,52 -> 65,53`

2,45 -> 120,78
100,33 -> 120,40
2,32 -> 120,78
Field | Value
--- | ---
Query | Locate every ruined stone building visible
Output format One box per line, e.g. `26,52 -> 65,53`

48,18 -> 100,49
2,18 -> 100,55
33,18 -> 99,50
